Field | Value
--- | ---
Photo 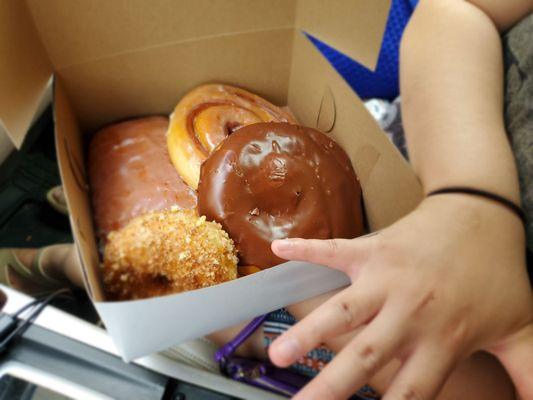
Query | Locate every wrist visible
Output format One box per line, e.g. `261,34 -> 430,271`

414,150 -> 522,205
419,191 -> 525,234
411,138 -> 521,205
420,176 -> 521,205
426,187 -> 526,227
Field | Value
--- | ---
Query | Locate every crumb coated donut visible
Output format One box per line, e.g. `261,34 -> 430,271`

103,209 -> 238,300
198,122 -> 364,269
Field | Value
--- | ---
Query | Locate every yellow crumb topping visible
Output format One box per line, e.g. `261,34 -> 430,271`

103,209 -> 238,300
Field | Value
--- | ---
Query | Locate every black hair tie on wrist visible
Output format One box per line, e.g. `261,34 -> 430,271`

427,186 -> 527,226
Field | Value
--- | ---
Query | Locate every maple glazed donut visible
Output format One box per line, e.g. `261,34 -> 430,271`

197,122 -> 364,269
167,84 -> 296,190
89,116 -> 196,244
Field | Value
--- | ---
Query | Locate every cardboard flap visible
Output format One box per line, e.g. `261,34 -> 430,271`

54,79 -> 105,301
26,0 -> 297,69
288,32 -> 422,229
0,0 -> 52,148
96,261 -> 350,361
295,0 -> 390,70
56,28 -> 293,133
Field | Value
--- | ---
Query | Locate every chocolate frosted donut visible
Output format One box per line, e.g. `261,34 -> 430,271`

198,122 -> 363,268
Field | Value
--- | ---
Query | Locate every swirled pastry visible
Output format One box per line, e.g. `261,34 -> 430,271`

167,84 -> 296,190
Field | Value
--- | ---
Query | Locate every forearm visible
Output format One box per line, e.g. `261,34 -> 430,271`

400,0 -> 521,202
401,3 -> 532,398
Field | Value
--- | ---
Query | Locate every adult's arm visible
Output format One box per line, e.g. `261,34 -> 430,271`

267,1 -> 533,399
401,0 -> 533,396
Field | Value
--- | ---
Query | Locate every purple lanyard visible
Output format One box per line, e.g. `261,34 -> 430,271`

215,315 -> 267,363
214,315 -> 308,397
214,315 -> 380,399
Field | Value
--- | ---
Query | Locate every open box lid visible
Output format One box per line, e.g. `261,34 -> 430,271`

0,0 -> 52,148
0,0 -> 390,147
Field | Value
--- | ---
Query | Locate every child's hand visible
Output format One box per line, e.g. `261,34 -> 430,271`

269,194 -> 533,399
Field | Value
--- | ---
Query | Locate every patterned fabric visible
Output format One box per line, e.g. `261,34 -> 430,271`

364,97 -> 407,159
263,309 -> 380,400
263,309 -> 333,377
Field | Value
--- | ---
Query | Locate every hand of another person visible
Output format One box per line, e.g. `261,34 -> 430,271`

269,194 -> 533,399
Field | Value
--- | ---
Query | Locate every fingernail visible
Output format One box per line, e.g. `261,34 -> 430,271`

273,239 -> 297,252
274,337 -> 299,362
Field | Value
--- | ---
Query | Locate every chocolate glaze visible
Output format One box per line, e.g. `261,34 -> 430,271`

198,122 -> 363,268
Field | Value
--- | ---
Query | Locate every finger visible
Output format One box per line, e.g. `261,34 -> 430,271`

293,308 -> 408,400
383,345 -> 456,400
269,283 -> 383,367
271,237 -> 374,271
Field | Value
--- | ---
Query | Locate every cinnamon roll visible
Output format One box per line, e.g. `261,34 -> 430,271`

167,84 -> 296,190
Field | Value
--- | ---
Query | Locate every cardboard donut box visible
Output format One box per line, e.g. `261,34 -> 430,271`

1,0 -> 422,360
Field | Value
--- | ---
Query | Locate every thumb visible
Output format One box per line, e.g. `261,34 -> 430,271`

491,322 -> 533,399
271,234 -> 376,273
